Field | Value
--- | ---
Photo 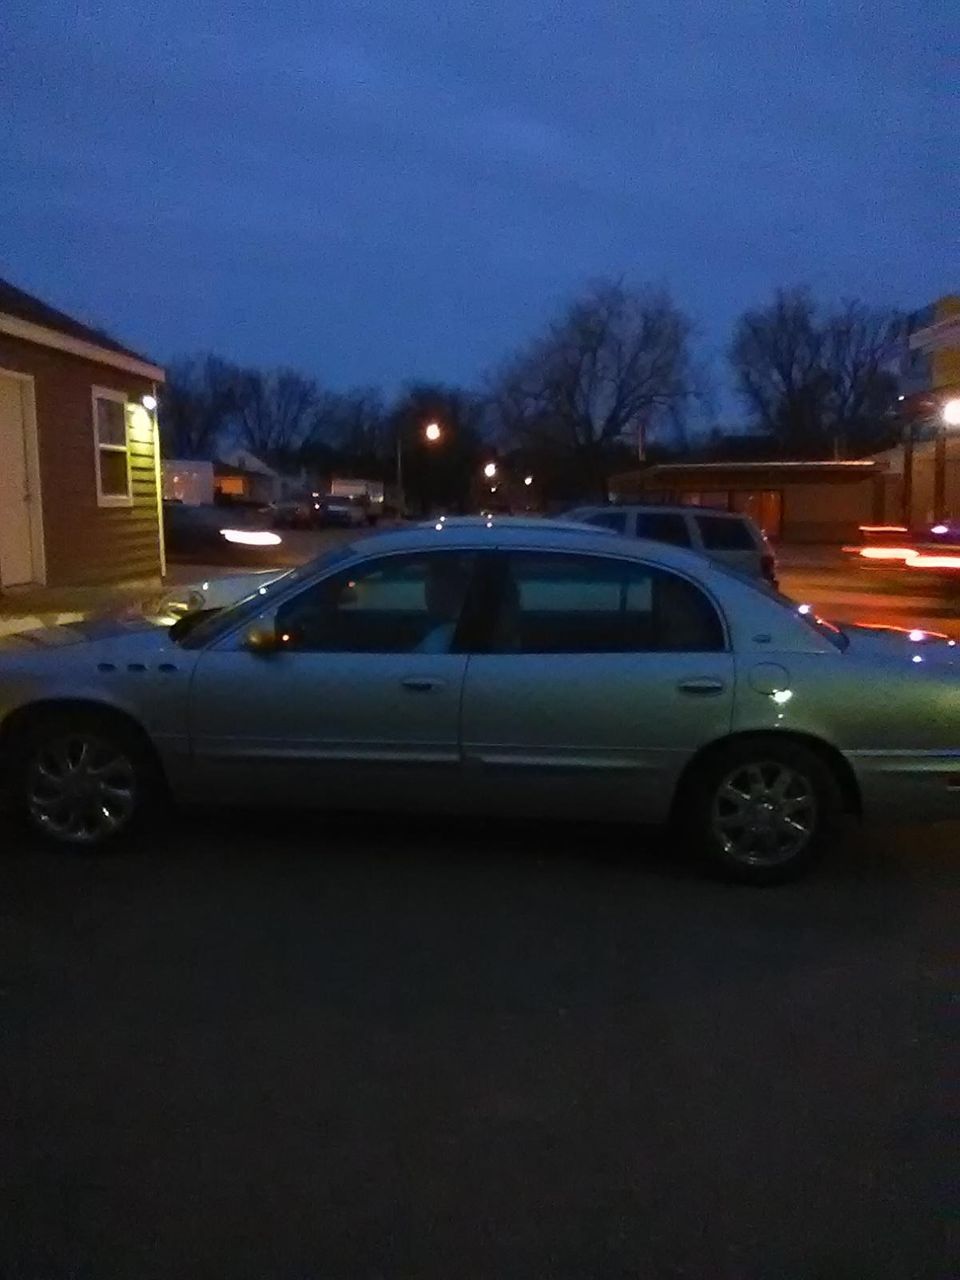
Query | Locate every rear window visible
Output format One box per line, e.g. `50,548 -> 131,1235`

634,512 -> 692,547
696,515 -> 755,551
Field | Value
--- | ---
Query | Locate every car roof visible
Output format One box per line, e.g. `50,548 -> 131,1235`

571,503 -> 749,520
347,515 -> 715,574
419,515 -> 612,534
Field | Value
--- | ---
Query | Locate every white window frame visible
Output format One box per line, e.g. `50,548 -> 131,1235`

91,386 -> 133,507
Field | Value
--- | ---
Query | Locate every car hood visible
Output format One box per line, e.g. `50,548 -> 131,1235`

0,615 -> 171,655
143,570 -> 284,623
0,570 -> 284,653
842,623 -> 960,665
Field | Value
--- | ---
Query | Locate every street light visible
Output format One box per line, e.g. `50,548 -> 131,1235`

396,421 -> 444,516
943,398 -> 960,427
523,475 -> 533,486
483,461 -> 497,479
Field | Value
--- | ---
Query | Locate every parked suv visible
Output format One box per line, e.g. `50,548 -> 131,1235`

565,504 -> 777,585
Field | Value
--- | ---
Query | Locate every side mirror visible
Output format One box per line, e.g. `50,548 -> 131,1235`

243,621 -> 280,655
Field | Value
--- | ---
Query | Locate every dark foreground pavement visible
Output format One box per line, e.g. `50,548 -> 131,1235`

2,813 -> 957,1278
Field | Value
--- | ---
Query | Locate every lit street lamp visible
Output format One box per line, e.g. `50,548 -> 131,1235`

523,475 -> 533,486
396,420 -> 445,515
943,398 -> 960,427
483,461 -> 497,479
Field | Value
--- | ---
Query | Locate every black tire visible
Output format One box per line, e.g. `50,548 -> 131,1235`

680,738 -> 843,885
11,709 -> 164,851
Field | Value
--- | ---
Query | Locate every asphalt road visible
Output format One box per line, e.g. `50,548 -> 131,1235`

2,811 -> 956,1278
778,551 -> 960,640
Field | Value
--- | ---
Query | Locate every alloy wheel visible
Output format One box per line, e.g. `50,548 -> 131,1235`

26,733 -> 137,845
711,760 -> 817,867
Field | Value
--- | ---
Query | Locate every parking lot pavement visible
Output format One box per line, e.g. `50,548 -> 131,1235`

2,813 -> 955,1278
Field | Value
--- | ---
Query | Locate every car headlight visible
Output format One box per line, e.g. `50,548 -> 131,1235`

220,529 -> 282,546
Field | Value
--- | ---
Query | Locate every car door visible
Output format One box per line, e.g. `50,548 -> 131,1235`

460,550 -> 735,822
188,549 -> 480,810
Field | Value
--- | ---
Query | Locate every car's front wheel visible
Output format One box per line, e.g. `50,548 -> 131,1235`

682,738 -> 842,884
13,711 -> 160,850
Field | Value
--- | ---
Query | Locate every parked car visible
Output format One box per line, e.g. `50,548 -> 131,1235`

272,494 -> 321,529
565,504 -> 778,586
1,518 -> 957,882
316,496 -> 368,528
163,501 -> 283,564
329,479 -> 385,524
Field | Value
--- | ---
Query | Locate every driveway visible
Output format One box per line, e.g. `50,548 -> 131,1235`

2,812 -> 955,1277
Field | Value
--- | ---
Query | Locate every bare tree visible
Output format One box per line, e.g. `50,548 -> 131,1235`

730,289 -> 901,456
308,387 -> 387,461
492,280 -> 693,494
234,368 -> 319,464
729,288 -> 826,450
158,355 -> 241,459
821,301 -> 902,456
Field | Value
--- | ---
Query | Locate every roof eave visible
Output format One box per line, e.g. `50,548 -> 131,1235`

0,311 -> 165,382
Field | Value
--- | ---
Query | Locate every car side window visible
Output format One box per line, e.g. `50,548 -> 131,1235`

584,510 -> 628,534
696,515 -> 755,551
634,512 -> 692,546
275,552 -> 477,653
492,553 -> 724,654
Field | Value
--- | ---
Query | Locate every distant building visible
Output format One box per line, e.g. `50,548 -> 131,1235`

0,276 -> 165,590
891,294 -> 960,524
609,295 -> 960,541
215,449 -> 282,506
897,294 -> 960,402
874,433 -> 960,528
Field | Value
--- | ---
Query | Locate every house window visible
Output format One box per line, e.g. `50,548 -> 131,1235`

92,388 -> 132,506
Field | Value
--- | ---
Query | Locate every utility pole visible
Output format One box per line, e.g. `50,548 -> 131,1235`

902,417 -> 914,527
395,428 -> 405,517
933,416 -> 947,523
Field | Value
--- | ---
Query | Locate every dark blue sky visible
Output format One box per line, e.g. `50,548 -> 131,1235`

2,0 -> 952,403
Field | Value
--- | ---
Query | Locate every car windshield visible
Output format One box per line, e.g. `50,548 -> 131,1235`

171,543 -> 358,648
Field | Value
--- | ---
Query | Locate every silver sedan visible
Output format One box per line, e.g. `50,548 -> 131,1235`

1,519 -> 958,883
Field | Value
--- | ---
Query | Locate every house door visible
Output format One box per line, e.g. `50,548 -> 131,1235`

0,373 -> 43,587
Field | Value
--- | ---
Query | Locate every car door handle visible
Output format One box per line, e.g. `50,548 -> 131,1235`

400,677 -> 446,693
677,677 -> 726,696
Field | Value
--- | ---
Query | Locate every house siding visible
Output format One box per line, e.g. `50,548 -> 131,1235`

0,333 -> 161,586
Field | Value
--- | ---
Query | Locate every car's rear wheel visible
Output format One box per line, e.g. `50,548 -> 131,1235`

13,711 -> 161,850
682,739 -> 842,884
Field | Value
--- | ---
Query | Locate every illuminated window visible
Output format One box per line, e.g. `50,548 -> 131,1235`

92,387 -> 132,506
